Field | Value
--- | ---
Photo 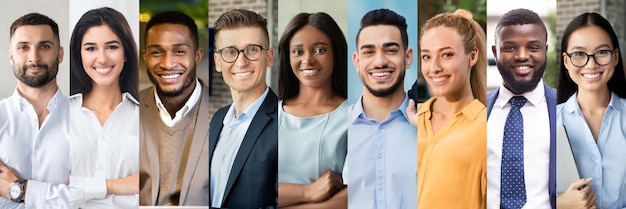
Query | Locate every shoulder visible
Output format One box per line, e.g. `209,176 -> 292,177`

139,87 -> 153,101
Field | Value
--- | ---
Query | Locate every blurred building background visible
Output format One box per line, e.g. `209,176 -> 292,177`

208,0 -> 277,121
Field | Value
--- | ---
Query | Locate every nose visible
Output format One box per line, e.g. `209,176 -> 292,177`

159,52 -> 178,70
97,49 -> 109,64
301,51 -> 315,66
514,48 -> 529,61
584,55 -> 598,69
234,51 -> 249,67
372,50 -> 389,68
429,56 -> 443,74
28,47 -> 40,64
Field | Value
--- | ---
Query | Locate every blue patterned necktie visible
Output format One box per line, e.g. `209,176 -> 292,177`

501,96 -> 527,209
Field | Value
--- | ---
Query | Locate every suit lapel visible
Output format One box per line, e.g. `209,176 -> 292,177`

487,87 -> 499,118
180,84 -> 210,204
221,91 -> 277,205
544,84 -> 557,208
141,88 -> 161,205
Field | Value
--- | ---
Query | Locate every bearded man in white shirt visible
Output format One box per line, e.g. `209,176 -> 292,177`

0,13 -> 70,208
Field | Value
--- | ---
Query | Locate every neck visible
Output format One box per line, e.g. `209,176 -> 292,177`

231,84 -> 267,118
16,79 -> 58,112
577,86 -> 611,110
433,84 -> 475,116
361,86 -> 406,122
83,84 -> 123,112
158,80 -> 197,118
292,82 -> 339,104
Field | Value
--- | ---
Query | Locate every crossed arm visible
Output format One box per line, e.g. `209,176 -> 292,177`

278,170 -> 347,209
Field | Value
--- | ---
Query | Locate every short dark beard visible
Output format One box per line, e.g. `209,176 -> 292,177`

365,69 -> 405,97
497,61 -> 546,94
14,61 -> 58,88
147,66 -> 197,97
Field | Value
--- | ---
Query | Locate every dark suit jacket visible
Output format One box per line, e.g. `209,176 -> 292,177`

209,88 -> 278,209
486,83 -> 556,209
139,82 -> 210,206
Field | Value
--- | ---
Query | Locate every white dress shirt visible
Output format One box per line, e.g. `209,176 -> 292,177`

69,92 -> 139,209
487,81 -> 551,209
210,87 -> 269,208
154,79 -> 201,127
0,88 -> 70,209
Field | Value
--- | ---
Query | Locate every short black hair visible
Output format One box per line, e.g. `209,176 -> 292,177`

70,7 -> 139,99
10,13 -> 60,42
356,8 -> 408,50
495,8 -> 547,42
557,12 -> 626,104
145,11 -> 199,50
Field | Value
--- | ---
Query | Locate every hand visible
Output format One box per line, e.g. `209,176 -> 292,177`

0,161 -> 22,200
304,171 -> 344,203
106,173 -> 139,195
557,178 -> 596,209
407,99 -> 417,126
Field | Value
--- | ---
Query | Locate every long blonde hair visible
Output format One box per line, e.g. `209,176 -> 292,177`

420,10 -> 487,105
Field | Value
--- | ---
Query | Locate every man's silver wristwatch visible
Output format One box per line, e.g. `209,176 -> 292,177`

8,179 -> 26,203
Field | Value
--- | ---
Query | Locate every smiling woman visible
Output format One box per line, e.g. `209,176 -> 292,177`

416,9 -> 487,209
68,7 -> 140,209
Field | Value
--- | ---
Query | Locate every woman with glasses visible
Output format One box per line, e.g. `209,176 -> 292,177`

556,12 -> 626,209
276,12 -> 347,208
68,7 -> 139,209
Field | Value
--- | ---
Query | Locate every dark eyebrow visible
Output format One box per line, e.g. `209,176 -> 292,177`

383,42 -> 400,48
359,44 -> 374,51
570,44 -> 612,51
291,42 -> 329,49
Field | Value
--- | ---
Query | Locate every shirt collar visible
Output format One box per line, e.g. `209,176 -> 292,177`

417,97 -> 484,121
223,87 -> 270,126
563,91 -> 624,113
13,87 -> 64,112
350,94 -> 411,124
154,79 -> 202,117
496,79 -> 545,109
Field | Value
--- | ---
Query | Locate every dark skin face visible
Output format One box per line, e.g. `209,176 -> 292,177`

492,24 -> 547,94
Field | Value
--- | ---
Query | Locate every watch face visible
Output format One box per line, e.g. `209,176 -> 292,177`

9,183 -> 21,199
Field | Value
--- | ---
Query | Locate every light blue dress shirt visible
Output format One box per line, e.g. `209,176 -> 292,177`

347,95 -> 417,209
278,100 -> 347,184
210,87 -> 269,208
557,92 -> 626,209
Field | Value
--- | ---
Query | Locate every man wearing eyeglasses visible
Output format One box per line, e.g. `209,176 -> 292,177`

209,9 -> 278,209
139,11 -> 209,206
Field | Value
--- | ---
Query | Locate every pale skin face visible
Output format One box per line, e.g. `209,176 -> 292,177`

353,25 -> 413,98
143,24 -> 202,98
81,25 -> 124,89
214,26 -> 273,95
289,25 -> 334,90
563,25 -> 617,93
9,25 -> 63,88
420,26 -> 477,98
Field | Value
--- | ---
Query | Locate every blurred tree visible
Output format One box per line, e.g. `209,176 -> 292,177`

140,0 -> 208,48
543,11 -> 557,88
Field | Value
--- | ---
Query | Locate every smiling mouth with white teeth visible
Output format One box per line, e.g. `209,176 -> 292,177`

233,72 -> 253,76
301,69 -> 320,75
431,76 -> 450,83
159,73 -> 181,79
95,67 -> 112,74
371,72 -> 391,77
582,72 -> 601,79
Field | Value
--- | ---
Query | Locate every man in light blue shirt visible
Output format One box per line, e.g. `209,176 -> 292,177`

347,8 -> 417,209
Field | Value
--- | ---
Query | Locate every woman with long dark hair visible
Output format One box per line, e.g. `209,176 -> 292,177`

68,7 -> 139,209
